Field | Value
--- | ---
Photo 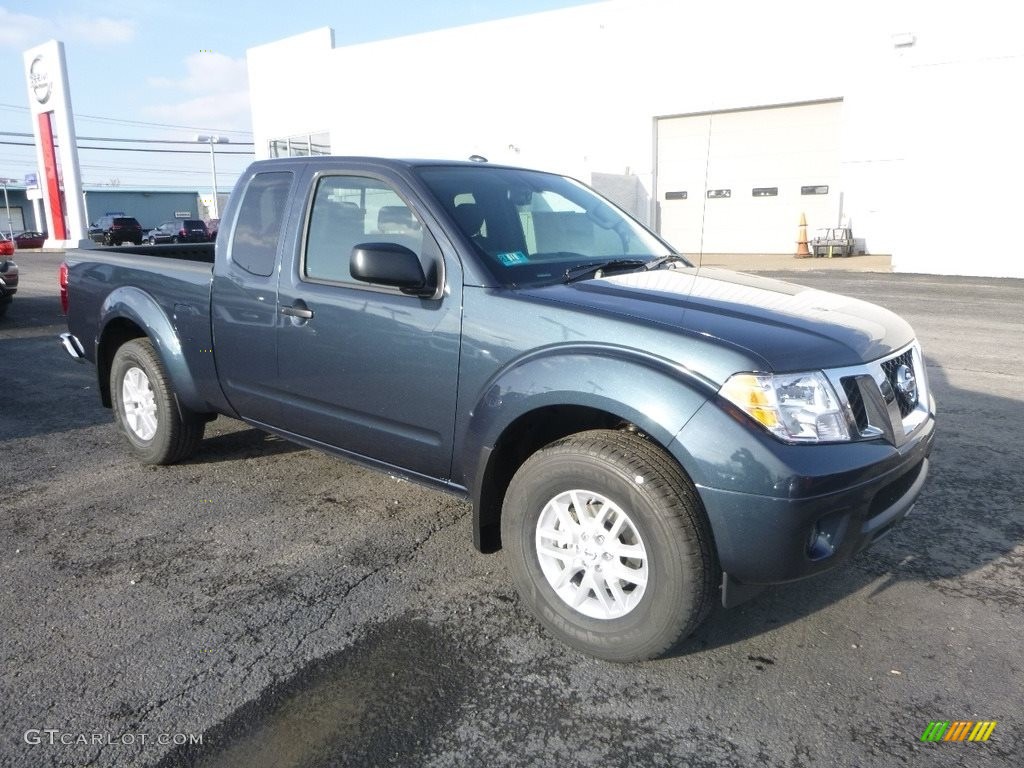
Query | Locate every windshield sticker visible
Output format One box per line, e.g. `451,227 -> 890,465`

497,251 -> 529,266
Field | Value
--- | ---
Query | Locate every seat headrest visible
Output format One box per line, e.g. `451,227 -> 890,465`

453,202 -> 484,236
378,205 -> 417,232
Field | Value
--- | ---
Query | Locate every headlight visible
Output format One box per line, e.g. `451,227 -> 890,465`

719,371 -> 851,443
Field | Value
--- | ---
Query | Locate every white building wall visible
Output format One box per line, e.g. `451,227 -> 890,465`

247,27 -> 336,156
247,0 -> 1024,277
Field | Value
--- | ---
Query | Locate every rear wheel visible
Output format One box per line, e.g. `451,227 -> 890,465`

502,429 -> 718,661
110,339 -> 205,464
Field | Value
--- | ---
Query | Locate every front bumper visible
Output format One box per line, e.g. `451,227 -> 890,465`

671,395 -> 936,597
0,271 -> 18,298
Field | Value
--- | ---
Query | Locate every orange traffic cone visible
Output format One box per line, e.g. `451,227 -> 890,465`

795,212 -> 810,258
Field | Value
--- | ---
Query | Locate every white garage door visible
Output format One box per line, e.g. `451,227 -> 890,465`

655,100 -> 842,255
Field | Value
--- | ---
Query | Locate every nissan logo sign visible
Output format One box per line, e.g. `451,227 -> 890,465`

30,55 -> 52,105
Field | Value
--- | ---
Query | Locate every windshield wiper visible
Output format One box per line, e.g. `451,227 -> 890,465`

563,259 -> 647,284
643,254 -> 688,271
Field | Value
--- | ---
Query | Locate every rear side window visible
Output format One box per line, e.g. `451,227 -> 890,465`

113,218 -> 140,227
231,171 -> 293,277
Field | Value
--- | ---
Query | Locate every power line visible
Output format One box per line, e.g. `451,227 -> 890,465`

0,130 -> 255,146
0,102 -> 253,136
0,139 -> 253,155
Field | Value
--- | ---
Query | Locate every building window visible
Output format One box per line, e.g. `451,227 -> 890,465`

752,187 -> 778,197
268,132 -> 331,158
665,191 -> 687,200
801,185 -> 829,195
707,189 -> 731,199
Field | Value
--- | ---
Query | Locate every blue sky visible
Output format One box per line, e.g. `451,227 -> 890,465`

0,0 -> 596,191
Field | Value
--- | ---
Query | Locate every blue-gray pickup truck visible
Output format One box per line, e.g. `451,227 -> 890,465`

60,157 -> 935,661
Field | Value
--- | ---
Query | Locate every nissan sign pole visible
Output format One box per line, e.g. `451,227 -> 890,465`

1,178 -> 17,240
23,40 -> 90,248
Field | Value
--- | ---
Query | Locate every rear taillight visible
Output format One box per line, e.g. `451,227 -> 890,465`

59,262 -> 69,314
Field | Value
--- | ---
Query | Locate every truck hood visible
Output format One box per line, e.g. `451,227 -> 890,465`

518,266 -> 914,371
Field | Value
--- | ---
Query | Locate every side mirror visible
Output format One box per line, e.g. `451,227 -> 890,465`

350,242 -> 433,297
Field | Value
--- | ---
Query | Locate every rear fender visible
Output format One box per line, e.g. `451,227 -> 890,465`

97,286 -> 206,413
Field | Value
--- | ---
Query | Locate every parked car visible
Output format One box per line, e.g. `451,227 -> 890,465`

89,216 -> 144,246
0,233 -> 14,257
0,250 -> 18,317
59,157 -> 935,662
146,219 -> 209,244
14,231 -> 47,249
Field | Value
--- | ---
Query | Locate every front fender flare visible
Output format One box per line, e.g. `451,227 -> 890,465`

458,345 -> 717,535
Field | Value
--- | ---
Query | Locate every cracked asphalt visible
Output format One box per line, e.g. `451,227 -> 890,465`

2,252 -> 1022,767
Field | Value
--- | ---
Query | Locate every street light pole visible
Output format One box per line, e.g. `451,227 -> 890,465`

195,135 -> 229,220
1,178 -> 18,240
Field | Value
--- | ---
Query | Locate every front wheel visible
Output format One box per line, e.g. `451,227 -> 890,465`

110,338 -> 205,464
502,430 -> 718,661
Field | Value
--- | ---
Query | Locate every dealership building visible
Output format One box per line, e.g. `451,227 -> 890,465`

1,185 -> 202,235
246,0 -> 1022,278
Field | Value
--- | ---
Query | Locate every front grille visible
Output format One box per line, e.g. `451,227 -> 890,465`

842,378 -> 868,431
880,348 -> 917,418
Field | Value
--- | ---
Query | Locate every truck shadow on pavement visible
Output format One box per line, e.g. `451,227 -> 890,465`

1,296 -> 112,440
187,426 -> 307,464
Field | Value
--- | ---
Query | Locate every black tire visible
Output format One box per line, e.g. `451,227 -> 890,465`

148,237 -> 156,245
110,338 -> 205,465
103,233 -> 113,246
171,236 -> 179,244
502,429 -> 718,662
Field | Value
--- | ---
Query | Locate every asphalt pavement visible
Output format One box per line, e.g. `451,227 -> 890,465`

1,251 -> 1021,767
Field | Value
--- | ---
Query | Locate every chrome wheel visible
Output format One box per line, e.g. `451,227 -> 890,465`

535,489 -> 648,620
121,365 -> 158,441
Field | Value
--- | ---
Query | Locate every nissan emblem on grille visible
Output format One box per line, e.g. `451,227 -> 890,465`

895,364 -> 918,407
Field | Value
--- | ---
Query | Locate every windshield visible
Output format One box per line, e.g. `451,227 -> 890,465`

416,166 -> 684,287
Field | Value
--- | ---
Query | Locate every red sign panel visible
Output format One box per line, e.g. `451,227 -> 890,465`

37,111 -> 67,240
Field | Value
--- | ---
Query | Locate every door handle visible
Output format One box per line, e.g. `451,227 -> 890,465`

281,305 -> 314,319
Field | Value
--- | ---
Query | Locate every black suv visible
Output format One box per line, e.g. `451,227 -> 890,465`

90,216 -> 144,246
146,219 -> 209,244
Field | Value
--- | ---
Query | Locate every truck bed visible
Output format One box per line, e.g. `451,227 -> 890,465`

85,242 -> 216,263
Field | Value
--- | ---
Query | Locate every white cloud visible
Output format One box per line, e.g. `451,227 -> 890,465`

0,6 -> 135,49
144,53 -> 253,133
